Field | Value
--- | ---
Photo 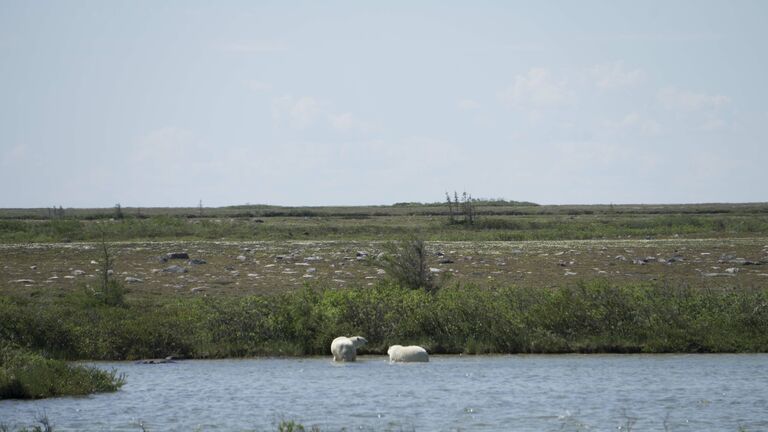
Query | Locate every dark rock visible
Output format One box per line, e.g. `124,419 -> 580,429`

188,259 -> 207,265
166,252 -> 190,260
439,258 -> 455,264
135,358 -> 176,365
162,265 -> 187,274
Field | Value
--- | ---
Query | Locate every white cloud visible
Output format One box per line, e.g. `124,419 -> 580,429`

499,68 -> 569,109
133,127 -> 200,161
272,95 -> 375,133
244,80 -> 273,92
589,61 -> 645,90
327,112 -> 375,133
329,112 -> 355,131
606,112 -> 661,135
657,87 -> 730,111
272,95 -> 322,130
1,143 -> 30,167
457,99 -> 481,111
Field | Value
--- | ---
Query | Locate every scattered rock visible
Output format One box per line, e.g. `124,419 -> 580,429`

162,265 -> 187,274
13,279 -> 35,284
306,267 -> 316,273
236,255 -> 247,261
125,277 -> 143,283
429,267 -> 442,273
166,252 -> 190,260
725,267 -> 739,274
30,265 -> 37,270
615,255 -> 627,261
304,256 -> 322,261
247,273 -> 260,278
190,286 -> 207,293
72,269 -> 86,276
631,256 -> 657,265
703,272 -> 735,277
564,271 -> 578,276
376,268 -> 386,275
188,259 -> 207,265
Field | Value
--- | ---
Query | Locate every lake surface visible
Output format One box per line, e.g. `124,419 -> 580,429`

1,354 -> 767,431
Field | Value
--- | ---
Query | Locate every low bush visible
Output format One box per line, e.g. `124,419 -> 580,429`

0,343 -> 124,399
1,280 -> 767,361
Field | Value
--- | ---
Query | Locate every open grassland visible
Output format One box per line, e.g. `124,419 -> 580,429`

1,202 -> 768,243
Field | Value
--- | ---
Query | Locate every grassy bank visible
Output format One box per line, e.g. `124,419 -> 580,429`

2,280 -> 767,361
0,343 -> 124,399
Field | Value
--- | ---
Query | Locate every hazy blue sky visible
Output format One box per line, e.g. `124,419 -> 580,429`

1,1 -> 766,207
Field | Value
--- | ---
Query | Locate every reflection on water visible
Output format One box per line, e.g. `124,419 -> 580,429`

1,354 -> 767,431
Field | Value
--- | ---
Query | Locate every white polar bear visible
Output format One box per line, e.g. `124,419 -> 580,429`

330,336 -> 367,362
387,345 -> 429,363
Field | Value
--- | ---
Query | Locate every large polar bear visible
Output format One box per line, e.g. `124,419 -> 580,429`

330,336 -> 368,362
387,345 -> 429,363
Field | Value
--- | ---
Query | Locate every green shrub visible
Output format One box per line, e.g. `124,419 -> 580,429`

0,343 -> 124,399
381,238 -> 436,292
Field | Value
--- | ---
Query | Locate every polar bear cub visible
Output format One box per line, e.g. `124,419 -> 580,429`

331,336 -> 367,362
387,344 -> 429,363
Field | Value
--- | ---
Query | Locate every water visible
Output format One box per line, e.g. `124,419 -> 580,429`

1,354 -> 767,431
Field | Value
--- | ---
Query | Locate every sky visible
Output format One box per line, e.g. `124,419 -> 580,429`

1,1 -> 766,207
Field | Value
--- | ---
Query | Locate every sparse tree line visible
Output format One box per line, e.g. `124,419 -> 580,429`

445,191 -> 477,225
